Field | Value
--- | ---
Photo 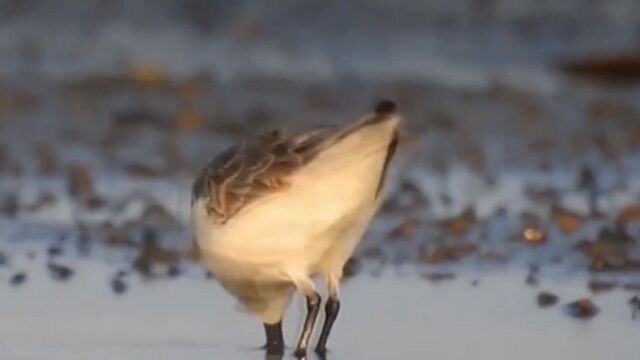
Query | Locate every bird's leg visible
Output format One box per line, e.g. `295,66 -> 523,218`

293,291 -> 321,358
263,321 -> 284,356
315,274 -> 341,356
315,296 -> 340,356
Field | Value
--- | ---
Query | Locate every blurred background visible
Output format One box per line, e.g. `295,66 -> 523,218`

1,1 -> 640,359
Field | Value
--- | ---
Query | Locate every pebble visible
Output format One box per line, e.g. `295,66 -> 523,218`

167,264 -> 181,278
537,292 -> 559,307
10,272 -> 27,286
522,227 -> 546,244
565,299 -> 599,319
48,262 -> 74,281
111,276 -> 128,295
47,245 -> 63,257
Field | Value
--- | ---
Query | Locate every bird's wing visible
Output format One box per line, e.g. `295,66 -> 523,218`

192,127 -> 335,223
192,101 -> 399,224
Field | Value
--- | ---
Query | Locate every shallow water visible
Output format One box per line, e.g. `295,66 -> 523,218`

1,258 -> 637,360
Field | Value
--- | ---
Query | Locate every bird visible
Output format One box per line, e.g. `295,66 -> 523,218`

191,100 -> 401,358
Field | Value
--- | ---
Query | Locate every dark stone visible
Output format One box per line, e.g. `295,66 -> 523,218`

537,292 -> 558,307
48,263 -> 74,281
167,264 -> 181,278
47,245 -> 63,257
10,272 -> 27,286
111,276 -> 128,295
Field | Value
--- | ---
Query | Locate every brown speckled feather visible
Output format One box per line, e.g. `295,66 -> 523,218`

192,127 -> 335,224
192,109 -> 397,224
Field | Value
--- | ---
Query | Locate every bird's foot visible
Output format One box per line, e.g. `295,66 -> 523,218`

293,347 -> 308,359
315,345 -> 328,358
261,343 -> 284,356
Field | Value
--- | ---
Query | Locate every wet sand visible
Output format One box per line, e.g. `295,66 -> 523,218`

1,257 -> 637,360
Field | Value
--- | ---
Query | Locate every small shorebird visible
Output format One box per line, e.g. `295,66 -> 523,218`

191,101 -> 401,358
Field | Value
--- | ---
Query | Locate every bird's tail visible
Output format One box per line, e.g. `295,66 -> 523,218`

292,100 -> 401,211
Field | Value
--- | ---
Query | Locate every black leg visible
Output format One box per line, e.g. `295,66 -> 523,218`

293,292 -> 321,358
263,321 -> 284,356
315,296 -> 341,356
